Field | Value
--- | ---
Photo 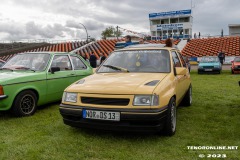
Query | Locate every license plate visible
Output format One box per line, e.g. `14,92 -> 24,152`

205,69 -> 213,71
82,109 -> 120,121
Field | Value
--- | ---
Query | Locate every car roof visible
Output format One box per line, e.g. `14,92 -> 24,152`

18,52 -> 77,55
118,44 -> 175,51
202,56 -> 218,58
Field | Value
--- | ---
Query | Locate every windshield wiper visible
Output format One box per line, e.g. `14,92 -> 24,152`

103,65 -> 129,72
0,68 -> 13,71
15,67 -> 36,72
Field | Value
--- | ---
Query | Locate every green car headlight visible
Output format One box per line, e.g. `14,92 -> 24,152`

198,66 -> 203,69
64,92 -> 77,103
133,95 -> 159,106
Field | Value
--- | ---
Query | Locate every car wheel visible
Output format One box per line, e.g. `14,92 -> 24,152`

163,97 -> 176,136
11,90 -> 37,117
181,85 -> 192,106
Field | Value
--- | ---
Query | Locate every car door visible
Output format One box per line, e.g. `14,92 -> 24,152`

46,54 -> 76,102
177,51 -> 191,90
70,55 -> 91,81
171,50 -> 186,103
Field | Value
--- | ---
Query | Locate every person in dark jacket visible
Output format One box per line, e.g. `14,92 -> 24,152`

89,53 -> 97,68
218,51 -> 225,65
124,35 -> 133,47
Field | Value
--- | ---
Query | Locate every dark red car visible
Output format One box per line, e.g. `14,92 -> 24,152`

231,57 -> 240,74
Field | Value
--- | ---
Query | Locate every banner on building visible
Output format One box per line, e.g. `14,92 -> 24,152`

157,23 -> 183,31
149,9 -> 191,19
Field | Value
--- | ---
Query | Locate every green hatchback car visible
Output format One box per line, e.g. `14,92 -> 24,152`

0,52 -> 93,116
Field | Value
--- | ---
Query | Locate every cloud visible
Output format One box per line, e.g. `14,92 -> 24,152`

0,0 -> 240,40
0,20 -> 73,40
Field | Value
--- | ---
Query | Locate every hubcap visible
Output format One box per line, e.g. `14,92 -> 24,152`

20,94 -> 35,114
171,101 -> 176,132
189,87 -> 192,104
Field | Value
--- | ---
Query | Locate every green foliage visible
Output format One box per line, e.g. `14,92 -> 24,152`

0,71 -> 239,160
101,26 -> 122,39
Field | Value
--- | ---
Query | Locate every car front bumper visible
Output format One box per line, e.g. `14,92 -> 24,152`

59,104 -> 168,132
0,95 -> 8,100
198,68 -> 221,73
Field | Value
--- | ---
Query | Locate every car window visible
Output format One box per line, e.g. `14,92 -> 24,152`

70,56 -> 87,70
200,57 -> 219,63
177,52 -> 187,67
2,53 -> 50,71
97,50 -> 171,73
171,51 -> 182,67
51,55 -> 72,71
234,57 -> 240,62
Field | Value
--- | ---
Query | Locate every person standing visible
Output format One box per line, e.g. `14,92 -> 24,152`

89,53 -> 97,68
99,53 -> 106,64
199,32 -> 201,39
218,51 -> 225,65
81,53 -> 87,61
124,35 -> 133,47
165,38 -> 173,47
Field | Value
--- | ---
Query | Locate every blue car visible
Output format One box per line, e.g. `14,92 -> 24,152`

198,56 -> 222,74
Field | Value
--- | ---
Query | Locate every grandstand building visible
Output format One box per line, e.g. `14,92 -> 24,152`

229,24 -> 240,36
149,9 -> 192,40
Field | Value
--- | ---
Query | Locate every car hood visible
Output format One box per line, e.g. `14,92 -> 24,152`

66,73 -> 168,95
233,62 -> 240,66
199,62 -> 220,66
0,71 -> 45,85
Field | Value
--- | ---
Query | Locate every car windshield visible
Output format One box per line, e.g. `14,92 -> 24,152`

234,57 -> 240,62
2,53 -> 50,71
200,57 -> 219,63
97,50 -> 170,73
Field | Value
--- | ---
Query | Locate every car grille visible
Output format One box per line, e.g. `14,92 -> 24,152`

203,66 -> 214,69
81,97 -> 130,106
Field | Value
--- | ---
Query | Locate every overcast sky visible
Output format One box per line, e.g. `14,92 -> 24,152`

0,0 -> 239,41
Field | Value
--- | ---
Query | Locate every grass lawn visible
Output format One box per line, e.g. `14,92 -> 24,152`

0,71 -> 240,160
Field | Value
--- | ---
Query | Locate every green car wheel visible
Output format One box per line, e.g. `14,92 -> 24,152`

11,90 -> 37,117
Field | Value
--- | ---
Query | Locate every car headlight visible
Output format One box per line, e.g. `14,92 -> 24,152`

76,79 -> 85,84
214,65 -> 220,68
63,92 -> 77,103
133,95 -> 159,106
198,66 -> 203,69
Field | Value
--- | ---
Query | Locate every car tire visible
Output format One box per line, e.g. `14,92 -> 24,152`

11,90 -> 37,117
163,97 -> 177,136
181,85 -> 192,106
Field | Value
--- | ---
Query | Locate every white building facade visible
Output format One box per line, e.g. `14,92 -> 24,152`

149,9 -> 193,40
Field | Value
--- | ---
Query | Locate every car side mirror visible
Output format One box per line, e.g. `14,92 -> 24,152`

176,67 -> 187,75
50,67 -> 60,74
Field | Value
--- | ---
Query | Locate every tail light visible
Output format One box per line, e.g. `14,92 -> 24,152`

0,85 -> 4,95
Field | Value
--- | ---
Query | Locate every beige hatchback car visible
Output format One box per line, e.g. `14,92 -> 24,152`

60,44 -> 192,136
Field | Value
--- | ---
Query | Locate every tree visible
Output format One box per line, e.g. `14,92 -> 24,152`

101,26 -> 122,39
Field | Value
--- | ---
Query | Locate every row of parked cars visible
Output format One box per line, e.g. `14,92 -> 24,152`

197,56 -> 240,74
0,44 -> 192,136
